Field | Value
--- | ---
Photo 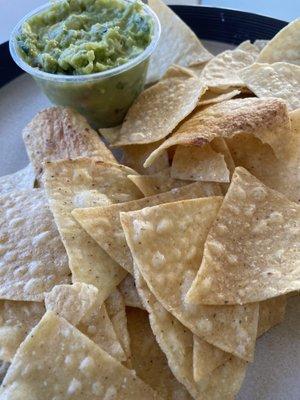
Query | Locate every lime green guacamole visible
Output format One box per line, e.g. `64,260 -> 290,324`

16,0 -> 153,75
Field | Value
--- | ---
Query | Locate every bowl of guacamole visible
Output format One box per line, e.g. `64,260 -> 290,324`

10,0 -> 160,127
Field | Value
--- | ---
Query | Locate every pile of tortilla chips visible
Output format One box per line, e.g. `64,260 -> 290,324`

0,2 -> 299,399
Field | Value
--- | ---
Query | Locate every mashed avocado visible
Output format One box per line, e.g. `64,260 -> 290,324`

17,0 -> 153,75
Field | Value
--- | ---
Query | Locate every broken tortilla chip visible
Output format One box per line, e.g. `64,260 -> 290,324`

187,167 -> 300,305
147,0 -> 212,83
239,62 -> 300,110
121,198 -> 259,360
118,275 -> 144,309
0,164 -> 35,195
0,301 -> 45,362
23,107 -> 116,178
127,307 -> 192,399
0,311 -> 162,399
0,189 -> 70,302
257,297 -> 287,337
144,98 -> 291,167
257,19 -> 300,65
43,158 -> 141,303
112,66 -> 206,147
73,182 -> 222,275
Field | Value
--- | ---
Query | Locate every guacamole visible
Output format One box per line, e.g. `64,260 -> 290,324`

16,0 -> 153,75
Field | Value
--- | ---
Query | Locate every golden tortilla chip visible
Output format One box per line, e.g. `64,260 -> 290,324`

198,89 -> 241,107
187,167 -> 300,305
73,182 -> 222,275
127,307 -> 192,399
240,62 -> 300,110
134,268 -> 247,399
257,297 -> 287,337
121,198 -> 259,360
0,301 -> 45,362
0,189 -> 70,301
43,159 -> 141,303
257,19 -> 300,65
118,275 -> 145,309
0,164 -> 35,195
45,283 -> 99,326
171,144 -> 230,182
237,40 -> 261,53
144,98 -> 291,167
0,312 -> 162,399
112,66 -> 206,146
23,107 -> 116,178
147,0 -> 212,83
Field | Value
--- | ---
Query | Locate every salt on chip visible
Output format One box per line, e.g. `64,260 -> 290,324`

0,311 -> 162,399
127,307 -> 192,399
118,275 -> 145,309
257,18 -> 300,65
112,66 -> 206,146
187,167 -> 300,305
0,189 -> 70,302
147,0 -> 212,83
134,268 -> 247,399
121,198 -> 259,361
240,62 -> 300,110
23,107 -> 116,177
0,164 -> 35,195
0,300 -> 45,362
257,297 -> 287,337
144,98 -> 291,167
171,144 -> 230,182
73,182 -> 222,275
43,158 -> 141,303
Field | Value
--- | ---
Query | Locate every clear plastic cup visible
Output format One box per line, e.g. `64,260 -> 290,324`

9,1 -> 161,128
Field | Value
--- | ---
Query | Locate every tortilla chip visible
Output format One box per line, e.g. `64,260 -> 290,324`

200,45 -> 258,91
121,198 -> 259,361
171,144 -> 230,182
144,98 -> 291,167
45,283 -> 99,326
240,62 -> 300,110
187,167 -> 300,305
257,19 -> 300,65
134,268 -> 247,399
43,159 -> 141,303
147,0 -> 212,83
0,164 -> 35,195
237,40 -> 261,53
257,297 -> 287,337
0,189 -> 70,301
105,289 -> 131,363
188,62 -> 209,78
253,39 -> 269,52
127,307 -> 192,399
210,138 -> 236,178
118,275 -> 144,309
112,66 -> 206,146
0,301 -> 45,362
0,311 -> 162,399
23,107 -> 116,178
73,182 -> 222,275
198,89 -> 241,107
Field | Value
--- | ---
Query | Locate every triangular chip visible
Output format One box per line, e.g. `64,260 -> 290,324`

121,198 -> 259,360
0,189 -> 70,301
23,107 -> 116,178
127,307 -> 192,399
112,66 -> 206,146
257,297 -> 287,337
240,62 -> 300,110
43,159 -> 141,303
0,300 -> 45,362
257,19 -> 300,65
0,312 -> 162,399
118,275 -> 144,309
144,98 -> 290,167
147,0 -> 212,83
134,268 -> 247,399
73,182 -> 222,275
0,164 -> 35,195
171,144 -> 230,182
187,167 -> 300,305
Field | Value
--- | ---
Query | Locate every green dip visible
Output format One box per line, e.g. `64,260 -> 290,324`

16,0 -> 153,75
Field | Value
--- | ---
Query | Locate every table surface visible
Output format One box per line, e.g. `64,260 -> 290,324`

0,0 -> 299,43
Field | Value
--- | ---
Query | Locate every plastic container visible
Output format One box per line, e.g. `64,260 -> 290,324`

9,1 -> 161,128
